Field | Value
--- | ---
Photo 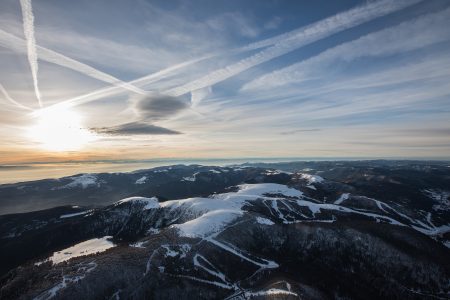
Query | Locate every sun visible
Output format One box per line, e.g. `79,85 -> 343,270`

27,106 -> 96,151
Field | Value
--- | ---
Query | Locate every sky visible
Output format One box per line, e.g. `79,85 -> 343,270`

1,0 -> 450,165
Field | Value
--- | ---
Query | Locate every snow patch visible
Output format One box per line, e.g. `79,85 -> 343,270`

256,217 -> 275,225
57,174 -> 100,189
182,172 -> 199,182
59,211 -> 89,219
245,288 -> 298,297
135,176 -> 148,184
334,193 -> 350,205
264,169 -> 292,175
147,227 -> 160,234
48,236 -> 115,264
130,241 -> 147,248
423,189 -> 450,211
300,173 -> 324,184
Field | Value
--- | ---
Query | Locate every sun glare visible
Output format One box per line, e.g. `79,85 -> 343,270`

27,106 -> 96,151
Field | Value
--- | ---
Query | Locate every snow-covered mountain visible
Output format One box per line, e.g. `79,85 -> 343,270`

0,161 -> 449,299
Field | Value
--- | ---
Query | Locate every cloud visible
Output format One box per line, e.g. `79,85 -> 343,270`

19,0 -> 41,107
280,129 -> 321,135
0,82 -> 33,111
41,0 -> 419,112
91,122 -> 181,136
264,17 -> 282,30
0,29 -> 146,96
190,86 -> 212,107
243,7 -> 450,91
90,94 -> 188,136
206,12 -> 260,38
164,0 -> 421,100
40,0 -> 420,111
132,94 -> 188,121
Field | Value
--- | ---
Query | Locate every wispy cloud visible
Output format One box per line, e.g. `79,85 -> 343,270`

0,82 -> 33,111
0,29 -> 146,96
243,7 -> 450,91
19,0 -> 41,107
164,0 -> 422,100
38,0 -> 421,112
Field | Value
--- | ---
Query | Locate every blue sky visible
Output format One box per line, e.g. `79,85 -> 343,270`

0,0 -> 449,163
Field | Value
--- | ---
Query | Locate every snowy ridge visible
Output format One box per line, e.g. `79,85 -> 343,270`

161,183 -> 303,238
115,196 -> 159,210
153,183 -> 448,243
142,182 -> 450,295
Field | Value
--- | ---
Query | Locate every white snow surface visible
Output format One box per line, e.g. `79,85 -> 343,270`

256,217 -> 275,225
423,189 -> 450,211
58,174 -> 100,189
182,172 -> 199,182
264,169 -> 293,175
49,236 -> 115,265
135,176 -> 148,184
59,211 -> 89,219
162,183 -> 303,238
130,241 -> 147,248
300,173 -> 324,184
115,196 -> 159,210
334,193 -> 350,205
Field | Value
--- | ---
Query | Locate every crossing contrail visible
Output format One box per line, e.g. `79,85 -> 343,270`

164,0 -> 422,99
0,83 -> 34,111
30,0 -> 422,112
19,0 -> 42,107
0,29 -> 146,96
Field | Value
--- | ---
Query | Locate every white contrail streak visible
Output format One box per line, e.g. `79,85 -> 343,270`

29,0 -> 421,112
0,83 -> 34,111
19,0 -> 42,107
0,29 -> 146,95
28,56 -> 211,116
164,0 -> 422,98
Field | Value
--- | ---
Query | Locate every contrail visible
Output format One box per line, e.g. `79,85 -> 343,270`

243,6 -> 450,91
0,29 -> 146,95
31,0 -> 421,111
19,0 -> 42,107
30,55 -> 216,115
164,0 -> 422,99
1,21 -> 289,110
0,83 -> 34,111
